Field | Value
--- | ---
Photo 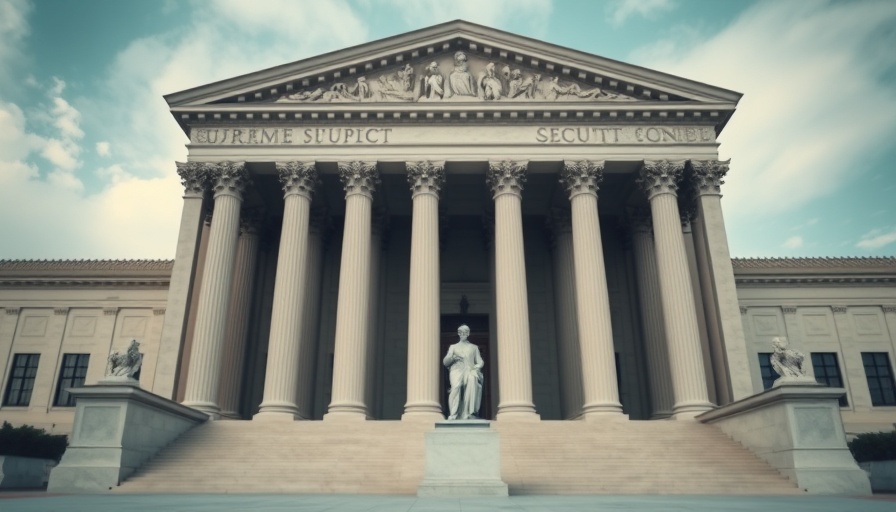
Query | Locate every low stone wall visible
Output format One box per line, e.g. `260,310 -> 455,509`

859,461 -> 896,492
699,384 -> 871,495
47,383 -> 207,493
0,456 -> 55,489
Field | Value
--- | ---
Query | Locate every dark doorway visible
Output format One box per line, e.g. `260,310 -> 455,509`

440,314 -> 491,419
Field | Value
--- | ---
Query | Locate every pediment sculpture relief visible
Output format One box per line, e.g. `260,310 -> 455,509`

276,51 -> 638,104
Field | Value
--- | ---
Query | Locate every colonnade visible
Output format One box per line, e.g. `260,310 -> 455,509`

174,158 -> 731,421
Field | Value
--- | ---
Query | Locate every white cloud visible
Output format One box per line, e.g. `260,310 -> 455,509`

96,141 -> 111,156
783,236 -> 804,249
609,0 -> 675,26
857,228 -> 896,250
1,1 -> 375,259
382,0 -> 553,36
633,1 -> 896,231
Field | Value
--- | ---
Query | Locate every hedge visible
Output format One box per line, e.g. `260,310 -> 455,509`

848,430 -> 896,463
0,421 -> 68,461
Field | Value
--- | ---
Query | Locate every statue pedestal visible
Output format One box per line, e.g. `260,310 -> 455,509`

417,420 -> 509,497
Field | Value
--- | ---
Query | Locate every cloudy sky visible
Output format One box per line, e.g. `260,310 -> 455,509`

1,0 -> 894,260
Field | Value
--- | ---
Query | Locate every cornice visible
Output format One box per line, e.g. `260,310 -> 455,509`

0,260 -> 173,289
731,257 -> 896,286
0,259 -> 174,272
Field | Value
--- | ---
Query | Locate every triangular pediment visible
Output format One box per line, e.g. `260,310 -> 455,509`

165,20 -> 741,109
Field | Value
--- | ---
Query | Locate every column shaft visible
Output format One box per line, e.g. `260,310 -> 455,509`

562,161 -> 623,419
326,161 -> 379,421
156,163 -> 208,400
488,161 -> 538,421
641,160 -> 714,418
256,162 -> 317,420
365,224 -> 383,418
403,161 -> 445,420
218,220 -> 260,419
631,221 -> 674,418
550,212 -> 584,419
295,211 -> 326,419
182,162 -> 248,417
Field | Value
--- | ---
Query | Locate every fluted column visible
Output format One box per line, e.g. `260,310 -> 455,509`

255,162 -> 318,420
182,161 -> 250,417
325,161 -> 379,421
487,160 -> 539,421
295,206 -> 327,419
156,163 -> 209,399
365,207 -> 386,418
218,211 -> 261,419
690,159 -> 752,402
560,161 -> 624,419
639,160 -> 714,418
548,208 -> 584,419
630,214 -> 674,418
403,161 -> 446,420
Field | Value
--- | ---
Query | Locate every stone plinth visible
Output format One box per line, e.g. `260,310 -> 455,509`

417,420 -> 509,496
47,384 -> 207,493
698,384 -> 871,495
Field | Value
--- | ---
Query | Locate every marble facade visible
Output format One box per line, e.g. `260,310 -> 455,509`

0,22 -> 895,438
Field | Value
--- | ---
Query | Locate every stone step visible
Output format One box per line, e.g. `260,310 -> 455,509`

117,420 -> 800,495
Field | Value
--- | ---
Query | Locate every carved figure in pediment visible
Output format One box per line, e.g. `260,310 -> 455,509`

479,62 -> 503,100
545,75 -> 605,101
418,61 -> 445,101
507,69 -> 534,99
371,64 -> 416,101
447,51 -> 477,98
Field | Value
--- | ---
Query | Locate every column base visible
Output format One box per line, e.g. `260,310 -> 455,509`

402,401 -> 445,421
255,401 -> 303,421
324,401 -> 369,421
495,402 -> 540,422
581,401 -> 625,419
218,410 -> 242,420
181,400 -> 221,419
672,400 -> 715,419
650,411 -> 673,420
581,409 -> 628,422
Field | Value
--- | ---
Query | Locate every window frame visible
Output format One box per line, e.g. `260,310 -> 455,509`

53,353 -> 90,407
758,352 -> 776,390
862,352 -> 896,407
810,352 -> 848,407
3,353 -> 41,407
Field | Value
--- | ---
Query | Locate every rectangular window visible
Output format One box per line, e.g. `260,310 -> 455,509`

811,352 -> 848,407
758,352 -> 775,390
3,354 -> 40,406
54,354 -> 90,407
862,352 -> 896,406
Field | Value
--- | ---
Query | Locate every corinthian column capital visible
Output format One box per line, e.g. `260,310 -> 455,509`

276,161 -> 318,199
638,160 -> 686,199
487,160 -> 528,198
560,160 -> 605,199
208,161 -> 250,199
689,159 -> 730,195
176,161 -> 211,197
338,161 -> 379,198
407,161 -> 445,198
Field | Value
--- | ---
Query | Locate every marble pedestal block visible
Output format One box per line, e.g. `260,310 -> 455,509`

47,384 -> 207,493
699,384 -> 871,495
417,420 -> 509,497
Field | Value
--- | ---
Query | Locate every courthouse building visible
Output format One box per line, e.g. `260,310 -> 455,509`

1,21 -> 895,442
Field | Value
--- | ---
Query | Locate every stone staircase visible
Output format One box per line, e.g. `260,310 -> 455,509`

116,419 -> 803,494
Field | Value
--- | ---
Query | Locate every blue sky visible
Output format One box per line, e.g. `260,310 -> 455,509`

0,0 -> 894,259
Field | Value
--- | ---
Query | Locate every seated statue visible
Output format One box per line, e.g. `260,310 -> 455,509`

770,336 -> 812,384
443,324 -> 484,420
106,339 -> 143,380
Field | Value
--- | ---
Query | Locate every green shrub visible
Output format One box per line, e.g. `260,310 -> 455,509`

0,421 -> 67,461
848,431 -> 896,463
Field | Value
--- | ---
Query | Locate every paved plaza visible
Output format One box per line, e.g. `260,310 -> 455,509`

1,493 -> 896,512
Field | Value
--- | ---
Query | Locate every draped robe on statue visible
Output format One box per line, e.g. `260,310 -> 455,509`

443,341 -> 484,420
